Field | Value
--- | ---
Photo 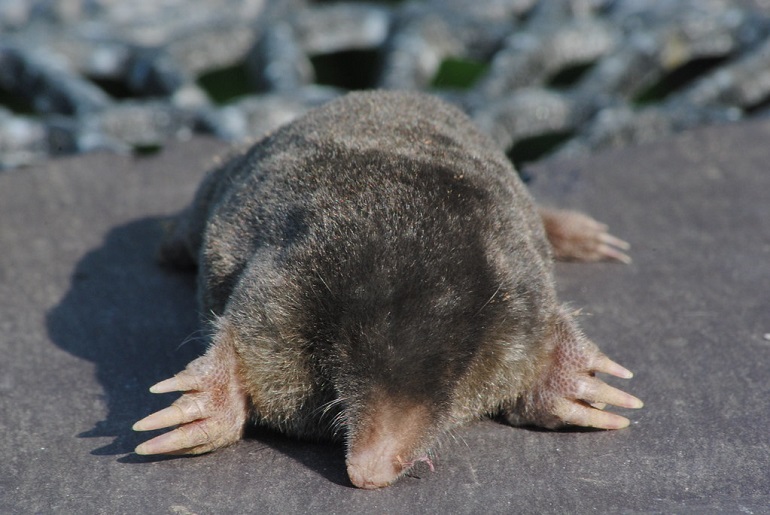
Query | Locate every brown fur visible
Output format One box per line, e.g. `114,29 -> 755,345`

135,91 -> 641,489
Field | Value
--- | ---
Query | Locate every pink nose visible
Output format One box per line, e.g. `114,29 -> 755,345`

346,449 -> 404,489
344,396 -> 430,488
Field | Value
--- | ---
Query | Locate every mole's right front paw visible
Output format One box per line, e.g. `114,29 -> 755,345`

133,338 -> 249,455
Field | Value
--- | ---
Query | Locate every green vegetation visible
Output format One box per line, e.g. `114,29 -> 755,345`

431,57 -> 489,90
197,62 -> 253,105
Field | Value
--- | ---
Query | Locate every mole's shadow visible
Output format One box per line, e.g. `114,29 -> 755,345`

44,217 -> 352,485
46,217 -> 205,456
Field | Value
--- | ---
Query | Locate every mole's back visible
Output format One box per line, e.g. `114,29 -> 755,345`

198,91 -> 551,318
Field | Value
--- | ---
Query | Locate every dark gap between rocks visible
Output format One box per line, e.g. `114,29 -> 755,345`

311,49 -> 383,90
0,84 -> 37,115
547,61 -> 597,89
132,143 -> 164,157
508,131 -> 574,171
634,56 -> 728,105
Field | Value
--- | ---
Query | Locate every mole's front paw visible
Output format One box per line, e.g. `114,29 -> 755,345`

133,337 -> 249,455
540,208 -> 631,264
506,313 -> 643,430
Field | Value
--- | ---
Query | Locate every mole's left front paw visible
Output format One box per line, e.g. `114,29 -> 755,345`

505,314 -> 643,430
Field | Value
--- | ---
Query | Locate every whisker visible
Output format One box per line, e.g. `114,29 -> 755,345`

329,411 -> 349,438
312,396 -> 347,420
175,328 -> 209,350
315,270 -> 334,296
475,283 -> 502,317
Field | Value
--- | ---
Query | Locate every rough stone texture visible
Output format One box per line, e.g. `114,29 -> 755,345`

1,117 -> 768,512
5,0 -> 770,169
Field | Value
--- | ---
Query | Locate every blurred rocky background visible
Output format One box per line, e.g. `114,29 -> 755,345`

2,0 -> 770,170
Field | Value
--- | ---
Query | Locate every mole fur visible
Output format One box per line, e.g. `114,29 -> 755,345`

134,91 -> 642,489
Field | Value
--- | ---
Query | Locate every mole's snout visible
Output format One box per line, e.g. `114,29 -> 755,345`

346,451 -> 405,489
344,397 -> 432,489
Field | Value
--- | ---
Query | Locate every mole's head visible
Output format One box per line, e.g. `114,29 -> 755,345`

328,319 -> 473,488
305,241 -> 516,489
285,154 -> 549,488
328,315 -> 470,489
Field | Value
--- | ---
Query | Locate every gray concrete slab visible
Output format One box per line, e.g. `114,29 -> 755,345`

1,119 -> 768,514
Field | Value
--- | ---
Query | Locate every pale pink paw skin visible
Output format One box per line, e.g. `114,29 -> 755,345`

133,322 -> 249,455
540,208 -> 631,264
507,311 -> 643,430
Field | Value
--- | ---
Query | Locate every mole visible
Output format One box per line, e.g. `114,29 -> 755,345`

133,90 -> 642,489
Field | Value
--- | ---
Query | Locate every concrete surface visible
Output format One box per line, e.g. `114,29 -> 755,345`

1,119 -> 768,514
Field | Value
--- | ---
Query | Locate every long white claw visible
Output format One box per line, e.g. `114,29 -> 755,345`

133,405 -> 189,432
134,424 -> 210,455
598,244 -> 632,264
149,373 -> 199,394
593,354 -> 635,379
584,380 -> 644,410
599,232 -> 631,251
133,330 -> 249,457
580,409 -> 632,430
